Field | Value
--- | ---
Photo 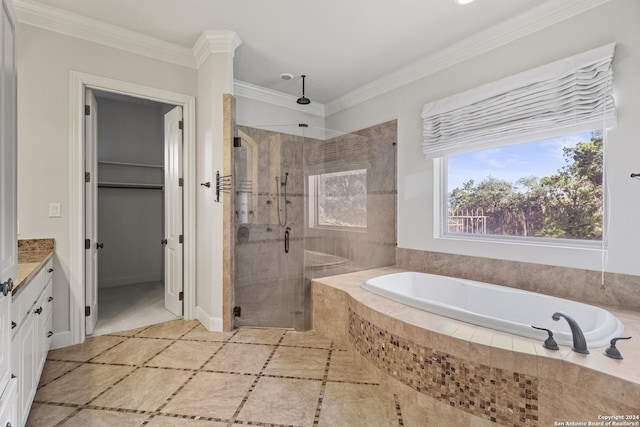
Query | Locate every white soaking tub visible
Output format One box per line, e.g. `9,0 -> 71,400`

362,272 -> 623,348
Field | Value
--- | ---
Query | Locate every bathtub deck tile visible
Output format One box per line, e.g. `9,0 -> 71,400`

490,332 -> 513,351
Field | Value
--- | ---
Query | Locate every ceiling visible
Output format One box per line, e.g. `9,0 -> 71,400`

27,0 -> 547,103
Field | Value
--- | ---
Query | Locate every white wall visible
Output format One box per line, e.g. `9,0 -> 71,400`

16,23 -> 197,341
195,51 -> 234,330
235,96 -> 325,139
96,97 -> 165,288
326,0 -> 640,276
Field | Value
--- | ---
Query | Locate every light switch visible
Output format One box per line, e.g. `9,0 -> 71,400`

49,203 -> 61,218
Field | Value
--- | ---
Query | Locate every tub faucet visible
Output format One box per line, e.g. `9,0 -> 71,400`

552,312 -> 589,354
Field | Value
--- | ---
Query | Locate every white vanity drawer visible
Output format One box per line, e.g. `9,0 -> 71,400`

11,264 -> 48,334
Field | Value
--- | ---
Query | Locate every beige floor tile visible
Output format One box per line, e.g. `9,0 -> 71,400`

38,361 -> 81,386
263,346 -> 329,379
46,335 -> 126,362
26,403 -> 78,427
146,414 -> 229,427
60,408 -> 149,427
35,363 -> 135,405
160,371 -> 254,419
281,330 -> 333,349
91,367 -> 191,411
328,350 -> 378,383
146,340 -> 223,370
108,325 -> 150,336
92,337 -> 172,365
204,343 -> 273,374
318,382 -> 398,427
237,376 -> 322,426
229,327 -> 285,345
182,324 -> 235,342
136,319 -> 200,339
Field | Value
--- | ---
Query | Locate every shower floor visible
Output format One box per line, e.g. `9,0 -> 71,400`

91,281 -> 180,336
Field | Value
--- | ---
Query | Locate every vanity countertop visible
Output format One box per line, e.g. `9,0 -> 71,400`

14,238 -> 55,296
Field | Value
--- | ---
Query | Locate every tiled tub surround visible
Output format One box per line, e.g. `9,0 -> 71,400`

15,238 -> 55,294
312,267 -> 640,427
397,248 -> 640,311
28,320 -> 416,426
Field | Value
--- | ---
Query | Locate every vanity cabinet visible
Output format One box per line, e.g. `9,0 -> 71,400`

11,259 -> 53,427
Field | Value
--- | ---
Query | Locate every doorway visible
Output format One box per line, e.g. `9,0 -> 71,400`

84,89 -> 184,336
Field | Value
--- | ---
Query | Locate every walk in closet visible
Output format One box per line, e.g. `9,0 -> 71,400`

91,92 -> 180,335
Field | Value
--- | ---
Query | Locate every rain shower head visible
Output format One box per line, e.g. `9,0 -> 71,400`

296,75 -> 311,105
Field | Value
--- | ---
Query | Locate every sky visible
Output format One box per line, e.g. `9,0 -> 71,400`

447,131 -> 595,192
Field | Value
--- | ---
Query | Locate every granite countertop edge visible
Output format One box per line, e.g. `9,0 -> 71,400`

14,238 -> 55,297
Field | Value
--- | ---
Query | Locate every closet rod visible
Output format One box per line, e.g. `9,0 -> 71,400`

98,182 -> 164,190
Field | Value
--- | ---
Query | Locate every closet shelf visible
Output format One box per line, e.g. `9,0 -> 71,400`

98,160 -> 163,169
98,182 -> 164,190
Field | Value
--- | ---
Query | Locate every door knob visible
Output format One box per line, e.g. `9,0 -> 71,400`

34,306 -> 43,315
0,278 -> 13,297
96,243 -> 104,249
48,268 -> 54,273
161,239 -> 168,245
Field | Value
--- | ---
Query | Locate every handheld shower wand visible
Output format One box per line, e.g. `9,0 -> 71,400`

276,173 -> 289,226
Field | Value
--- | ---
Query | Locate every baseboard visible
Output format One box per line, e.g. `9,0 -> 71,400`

51,330 -> 72,350
98,274 -> 163,288
196,306 -> 223,332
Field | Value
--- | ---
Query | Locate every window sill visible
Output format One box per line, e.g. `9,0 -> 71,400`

438,233 -> 606,251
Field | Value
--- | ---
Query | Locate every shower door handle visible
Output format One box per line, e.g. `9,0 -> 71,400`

284,230 -> 290,253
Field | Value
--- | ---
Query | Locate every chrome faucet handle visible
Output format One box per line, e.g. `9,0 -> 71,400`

604,336 -> 632,360
531,326 -> 559,351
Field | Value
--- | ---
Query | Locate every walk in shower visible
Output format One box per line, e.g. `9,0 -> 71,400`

232,122 -> 397,330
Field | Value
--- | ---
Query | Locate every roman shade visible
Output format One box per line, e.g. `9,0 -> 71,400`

421,43 -> 616,159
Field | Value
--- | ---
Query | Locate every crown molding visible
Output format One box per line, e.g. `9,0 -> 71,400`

13,0 -> 196,69
325,0 -> 613,116
234,80 -> 326,117
192,30 -> 242,69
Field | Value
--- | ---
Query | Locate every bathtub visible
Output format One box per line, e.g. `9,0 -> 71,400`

362,272 -> 623,348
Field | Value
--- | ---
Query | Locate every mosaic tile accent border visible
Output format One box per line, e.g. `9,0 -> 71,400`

348,309 -> 539,427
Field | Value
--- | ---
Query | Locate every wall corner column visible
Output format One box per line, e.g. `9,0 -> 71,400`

193,30 -> 241,331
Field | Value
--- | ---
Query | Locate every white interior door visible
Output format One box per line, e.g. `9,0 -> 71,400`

84,88 -> 99,335
164,106 -> 183,316
0,0 -> 17,399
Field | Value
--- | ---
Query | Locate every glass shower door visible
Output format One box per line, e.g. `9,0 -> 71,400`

233,125 -> 303,328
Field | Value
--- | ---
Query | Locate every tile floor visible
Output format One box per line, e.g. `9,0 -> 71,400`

29,320 -> 419,427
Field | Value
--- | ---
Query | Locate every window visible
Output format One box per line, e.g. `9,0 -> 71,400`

445,130 -> 603,241
420,44 -> 615,245
308,169 -> 367,229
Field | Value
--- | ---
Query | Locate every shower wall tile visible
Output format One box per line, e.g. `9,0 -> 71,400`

396,248 -> 640,310
235,120 -> 397,330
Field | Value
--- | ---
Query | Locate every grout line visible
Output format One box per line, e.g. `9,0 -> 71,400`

394,393 -> 405,426
35,400 -> 302,427
41,334 -> 132,389
154,328 -> 240,413
228,331 -> 287,424
53,406 -> 83,427
312,342 -> 334,425
37,362 -> 84,390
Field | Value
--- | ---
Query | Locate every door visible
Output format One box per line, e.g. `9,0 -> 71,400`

163,106 -> 183,316
0,0 -> 17,398
84,88 -> 99,335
